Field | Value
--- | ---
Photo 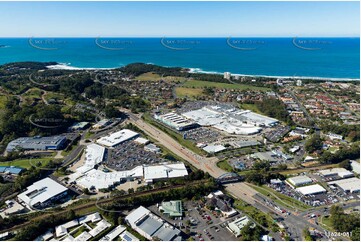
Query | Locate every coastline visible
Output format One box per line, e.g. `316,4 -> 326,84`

46,63 -> 117,70
188,68 -> 360,81
46,63 -> 360,82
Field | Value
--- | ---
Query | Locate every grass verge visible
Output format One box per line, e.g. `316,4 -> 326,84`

142,112 -> 206,156
0,157 -> 58,169
183,80 -> 270,91
216,160 -> 233,172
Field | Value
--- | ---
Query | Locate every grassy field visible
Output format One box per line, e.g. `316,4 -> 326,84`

240,103 -> 263,114
183,80 -> 270,91
136,72 -> 187,82
0,157 -> 58,169
216,160 -> 233,172
44,91 -> 65,102
22,88 -> 43,98
175,87 -> 204,98
0,95 -> 8,109
136,72 -> 162,81
21,88 -> 43,105
249,184 -> 311,211
328,146 -> 339,153
319,215 -> 334,231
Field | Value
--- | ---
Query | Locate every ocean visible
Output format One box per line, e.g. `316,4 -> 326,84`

0,37 -> 359,79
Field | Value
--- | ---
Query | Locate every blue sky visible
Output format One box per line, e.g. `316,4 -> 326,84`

0,1 -> 359,37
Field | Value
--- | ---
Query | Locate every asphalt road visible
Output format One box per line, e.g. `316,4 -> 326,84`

126,112 -> 260,205
124,111 -> 353,241
54,108 -> 352,241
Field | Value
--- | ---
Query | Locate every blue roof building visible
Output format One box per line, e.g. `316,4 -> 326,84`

0,166 -> 25,175
6,135 -> 67,152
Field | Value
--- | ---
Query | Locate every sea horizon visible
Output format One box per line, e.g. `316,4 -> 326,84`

0,37 -> 359,80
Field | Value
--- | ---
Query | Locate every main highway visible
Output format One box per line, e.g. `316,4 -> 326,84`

125,112 -> 260,202
123,111 -> 346,241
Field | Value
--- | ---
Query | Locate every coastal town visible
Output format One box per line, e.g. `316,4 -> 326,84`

0,61 -> 359,242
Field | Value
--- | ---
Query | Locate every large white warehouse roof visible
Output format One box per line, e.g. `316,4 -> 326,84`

182,105 -> 272,135
97,129 -> 139,147
296,184 -> 326,195
287,175 -> 312,187
203,145 -> 226,154
328,177 -> 360,193
18,178 -> 68,208
74,163 -> 188,190
144,163 -> 188,182
319,168 -> 354,178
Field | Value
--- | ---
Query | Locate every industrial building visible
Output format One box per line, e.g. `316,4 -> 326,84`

68,144 -> 106,181
6,135 -> 67,152
227,216 -> 254,237
182,105 -> 278,135
134,137 -> 150,145
296,184 -> 327,196
154,112 -> 197,131
328,177 -> 360,193
251,151 -> 278,163
319,168 -> 354,179
159,200 -> 183,217
125,206 -> 182,241
203,144 -> 226,154
82,144 -> 106,170
74,166 -> 144,190
143,163 -> 188,183
71,162 -> 188,190
17,177 -> 68,209
97,129 -> 139,147
287,175 -> 313,187
233,140 -> 260,149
